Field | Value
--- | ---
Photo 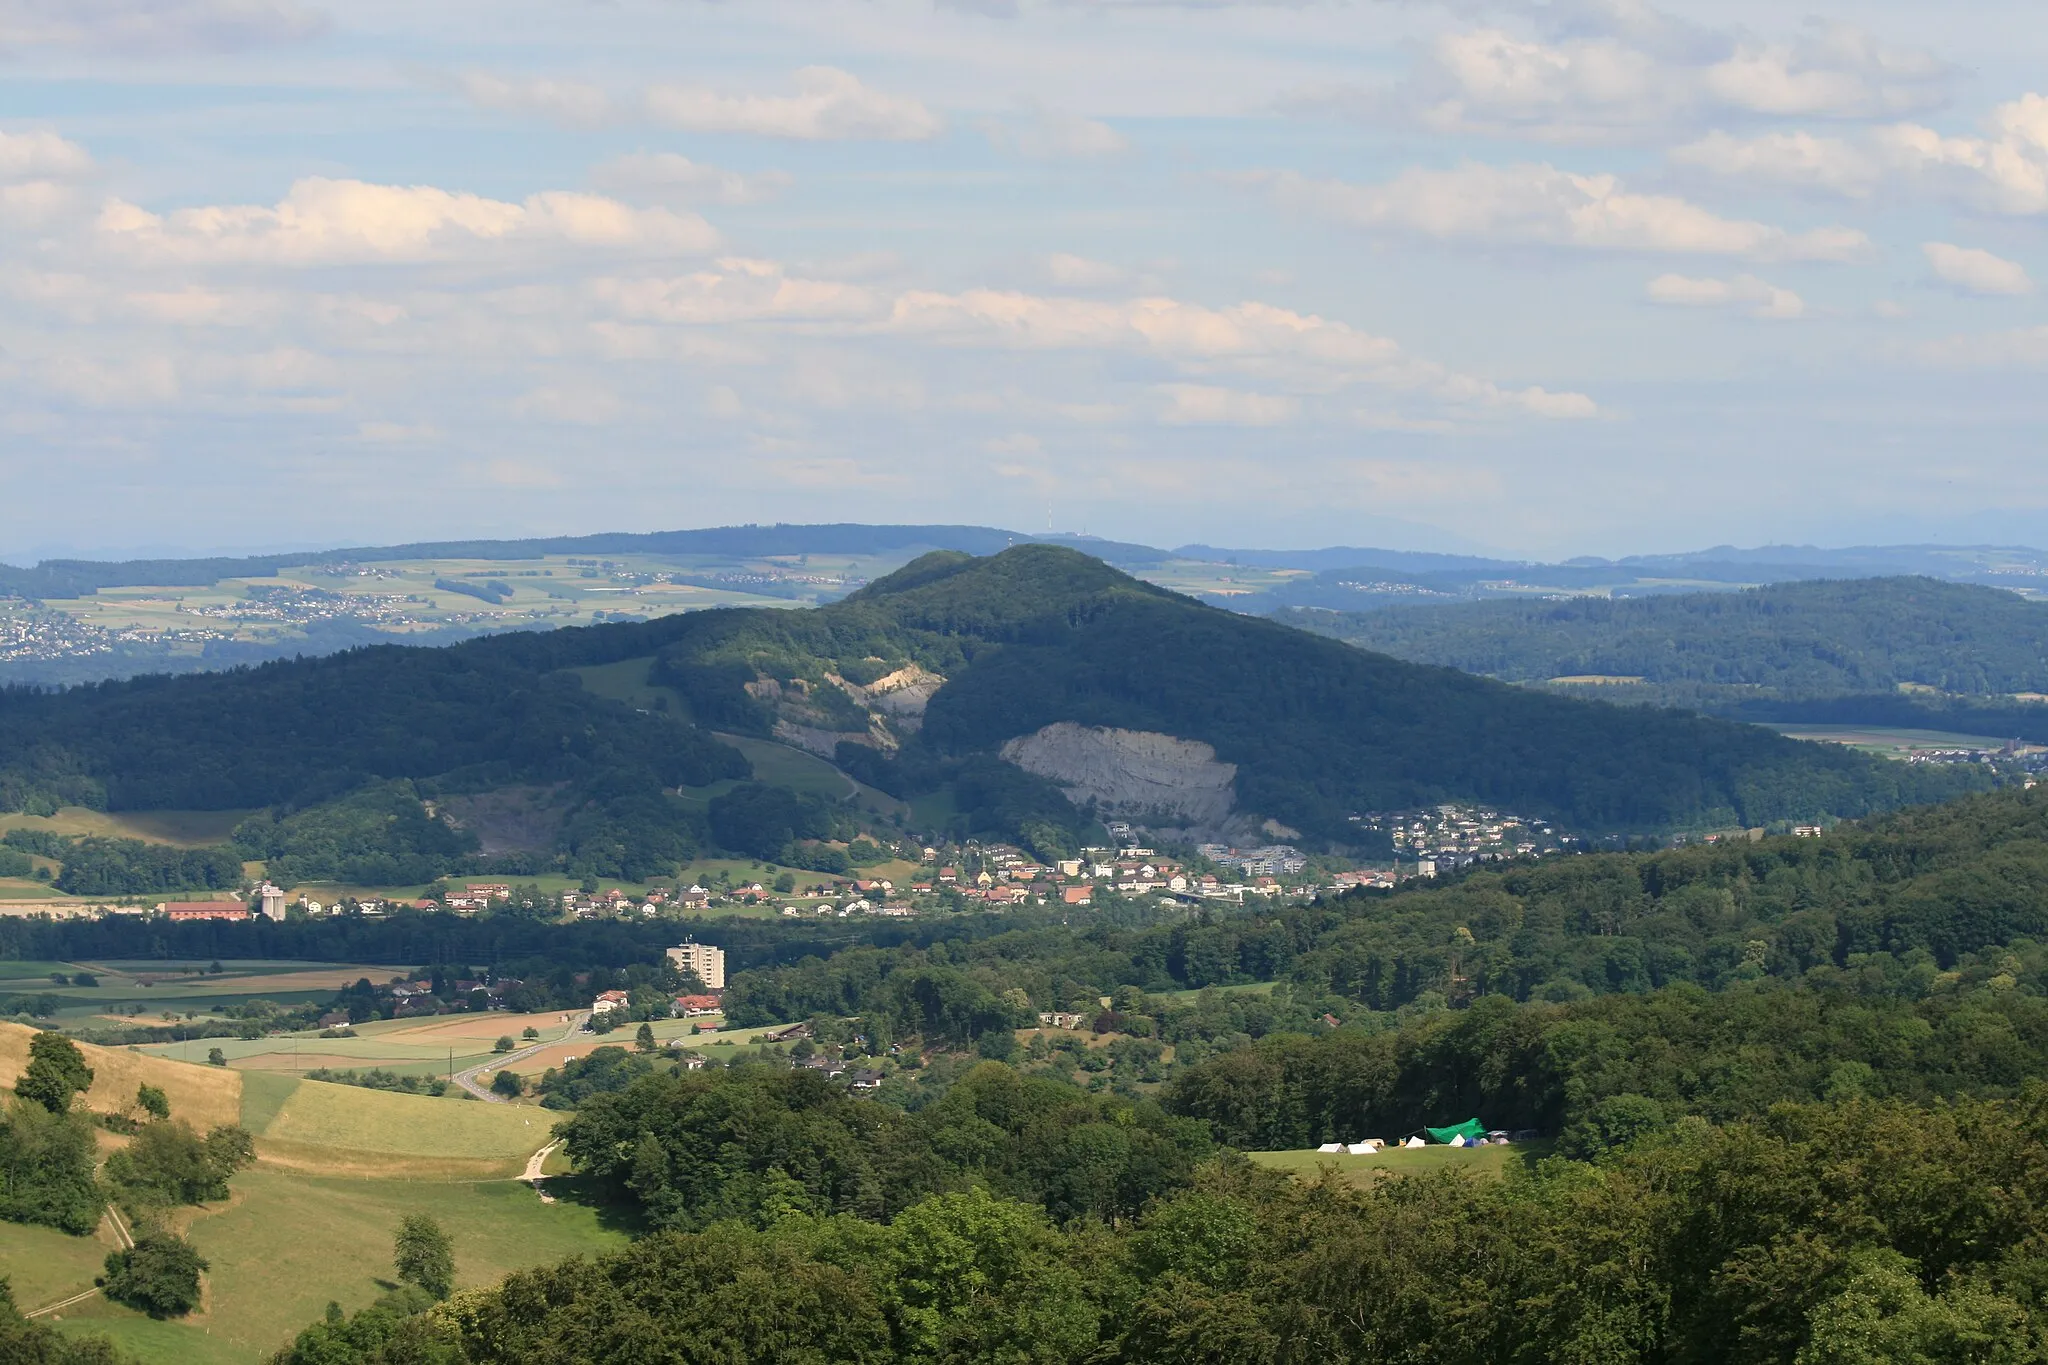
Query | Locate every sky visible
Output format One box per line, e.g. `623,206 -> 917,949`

1,0 -> 2046,561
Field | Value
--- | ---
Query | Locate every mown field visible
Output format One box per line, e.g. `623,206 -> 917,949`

2,1019 -> 632,1364
35,1165 -> 632,1363
1765,723 -> 2020,758
1247,1142 -> 1546,1189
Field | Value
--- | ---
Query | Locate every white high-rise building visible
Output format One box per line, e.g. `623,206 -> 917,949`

666,940 -> 726,991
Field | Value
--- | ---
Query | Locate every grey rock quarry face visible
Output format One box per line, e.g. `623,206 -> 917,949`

1000,723 -> 1239,827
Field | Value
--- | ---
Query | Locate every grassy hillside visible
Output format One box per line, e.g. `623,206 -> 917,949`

250,1078 -> 554,1178
1281,576 -> 2048,704
0,1020 -> 242,1127
8,1145 -> 627,1364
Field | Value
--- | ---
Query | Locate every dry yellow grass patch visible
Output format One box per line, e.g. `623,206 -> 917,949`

0,806 -> 251,848
0,1021 -> 242,1128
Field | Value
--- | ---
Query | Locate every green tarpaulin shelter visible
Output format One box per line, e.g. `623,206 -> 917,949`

1425,1119 -> 1487,1144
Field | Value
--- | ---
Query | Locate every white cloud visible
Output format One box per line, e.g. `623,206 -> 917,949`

643,67 -> 941,141
457,73 -> 613,128
1701,23 -> 1948,119
94,178 -> 720,265
1923,243 -> 2033,297
0,130 -> 94,181
1645,272 -> 1805,319
589,153 -> 791,207
590,258 -> 876,324
1668,129 -> 1883,197
0,0 -> 323,53
1265,163 -> 1870,262
1158,383 -> 1297,425
881,288 -> 1597,418
982,108 -> 1128,159
1671,93 -> 2048,215
1295,13 -> 1949,143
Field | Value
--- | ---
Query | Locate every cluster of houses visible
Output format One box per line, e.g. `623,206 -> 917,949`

1195,844 -> 1310,877
1351,803 -> 1577,869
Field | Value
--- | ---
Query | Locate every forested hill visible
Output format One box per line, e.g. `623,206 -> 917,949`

1280,576 -> 2048,701
650,546 -> 1978,838
0,547 -> 1986,846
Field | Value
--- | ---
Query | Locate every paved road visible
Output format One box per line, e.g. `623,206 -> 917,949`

452,1011 -> 588,1101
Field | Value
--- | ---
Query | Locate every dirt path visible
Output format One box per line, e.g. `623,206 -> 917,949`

25,1286 -> 100,1319
452,1011 -> 587,1101
26,1204 -> 132,1319
523,1140 -> 561,1202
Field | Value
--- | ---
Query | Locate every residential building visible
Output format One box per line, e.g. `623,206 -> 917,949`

591,989 -> 630,1015
163,901 -> 249,922
666,939 -> 726,990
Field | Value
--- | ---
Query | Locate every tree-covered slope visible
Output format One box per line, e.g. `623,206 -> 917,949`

0,547 -> 1987,849
649,546 -> 1980,838
0,642 -> 744,812
1280,576 -> 2048,700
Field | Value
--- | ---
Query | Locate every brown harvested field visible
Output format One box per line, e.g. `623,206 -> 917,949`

139,966 -> 409,994
500,1040 -> 606,1075
0,1021 -> 242,1128
379,1012 -> 578,1044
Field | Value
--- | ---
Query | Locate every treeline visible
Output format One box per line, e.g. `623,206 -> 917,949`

1166,975 -> 2048,1153
231,780 -> 480,886
278,1092 -> 2048,1364
0,904 -> 996,991
1282,575 -> 2048,701
723,784 -> 2048,1029
0,830 -> 242,896
432,577 -> 512,604
559,1062 -> 1213,1229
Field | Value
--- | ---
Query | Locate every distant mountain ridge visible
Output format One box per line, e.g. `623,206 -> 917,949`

1282,577 -> 2048,703
9,525 -> 2046,601
0,525 -> 1162,599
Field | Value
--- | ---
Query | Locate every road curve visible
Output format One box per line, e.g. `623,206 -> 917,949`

452,1010 -> 588,1101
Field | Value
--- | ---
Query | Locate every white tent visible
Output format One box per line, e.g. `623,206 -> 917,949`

1316,1142 -> 1344,1153
1448,1134 -> 1466,1147
1346,1141 -> 1381,1155
1403,1135 -> 1426,1148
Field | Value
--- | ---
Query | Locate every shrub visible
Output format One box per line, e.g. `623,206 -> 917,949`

102,1230 -> 207,1317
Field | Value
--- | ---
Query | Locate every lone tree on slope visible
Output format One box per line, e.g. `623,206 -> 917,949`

394,1214 -> 455,1299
